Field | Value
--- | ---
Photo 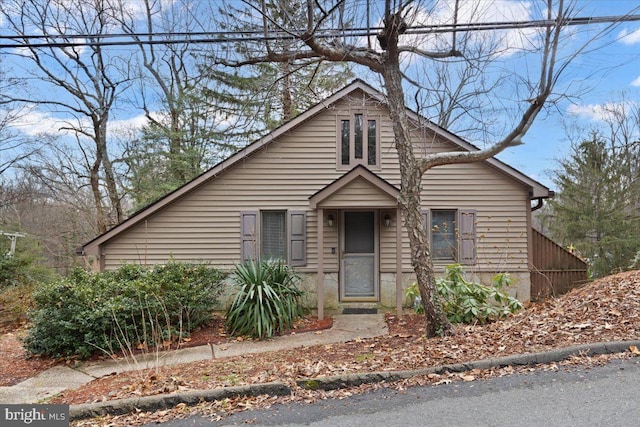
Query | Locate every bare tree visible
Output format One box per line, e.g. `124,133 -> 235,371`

114,0 -> 228,180
0,169 -> 95,273
411,26 -> 506,137
0,65 -> 41,176
1,0 -> 129,233
214,0 -> 636,336
110,0 -> 259,208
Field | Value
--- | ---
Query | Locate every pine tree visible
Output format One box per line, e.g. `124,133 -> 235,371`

207,0 -> 354,131
549,131 -> 640,277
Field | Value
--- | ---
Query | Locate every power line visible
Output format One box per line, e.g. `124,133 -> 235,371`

1,14 -> 640,49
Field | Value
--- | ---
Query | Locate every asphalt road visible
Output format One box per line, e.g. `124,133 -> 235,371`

151,357 -> 640,427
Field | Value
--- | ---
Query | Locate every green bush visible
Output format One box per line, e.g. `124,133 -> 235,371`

406,264 -> 523,324
0,282 -> 36,331
22,262 -> 227,358
0,253 -> 54,291
0,231 -> 56,291
225,259 -> 307,339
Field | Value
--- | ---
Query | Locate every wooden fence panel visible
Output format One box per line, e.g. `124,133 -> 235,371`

530,229 -> 589,301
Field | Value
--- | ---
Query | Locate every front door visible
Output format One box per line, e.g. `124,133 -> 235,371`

340,210 -> 378,300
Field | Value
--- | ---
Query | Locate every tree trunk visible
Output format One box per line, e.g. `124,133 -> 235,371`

96,115 -> 123,227
282,62 -> 293,121
89,157 -> 107,234
381,63 -> 453,337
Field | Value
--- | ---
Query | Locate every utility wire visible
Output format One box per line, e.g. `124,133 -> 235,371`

1,14 -> 640,49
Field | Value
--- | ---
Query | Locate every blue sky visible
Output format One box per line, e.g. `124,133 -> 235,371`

493,1 -> 640,188
1,0 -> 639,191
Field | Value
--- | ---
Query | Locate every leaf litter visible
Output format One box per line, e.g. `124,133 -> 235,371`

13,271 -> 640,425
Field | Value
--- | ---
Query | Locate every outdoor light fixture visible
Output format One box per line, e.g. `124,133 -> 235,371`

384,214 -> 391,227
327,214 -> 335,228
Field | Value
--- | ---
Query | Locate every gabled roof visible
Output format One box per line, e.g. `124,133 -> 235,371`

309,165 -> 400,208
80,79 -> 551,255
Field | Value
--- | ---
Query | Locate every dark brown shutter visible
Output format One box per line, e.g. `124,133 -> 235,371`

422,209 -> 430,237
288,211 -> 307,266
240,211 -> 258,262
459,210 -> 477,265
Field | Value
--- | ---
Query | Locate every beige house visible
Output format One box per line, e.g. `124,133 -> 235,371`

79,80 -> 552,317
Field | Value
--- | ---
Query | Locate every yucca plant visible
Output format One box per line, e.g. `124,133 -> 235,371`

225,259 -> 307,339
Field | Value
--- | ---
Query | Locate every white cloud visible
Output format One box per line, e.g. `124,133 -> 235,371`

406,0 -> 537,57
9,111 -> 72,137
618,28 -> 640,45
567,101 -> 636,122
10,110 -> 151,138
109,114 -> 149,133
115,0 -> 179,25
631,76 -> 640,87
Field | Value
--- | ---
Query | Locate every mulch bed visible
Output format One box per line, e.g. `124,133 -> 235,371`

0,315 -> 333,387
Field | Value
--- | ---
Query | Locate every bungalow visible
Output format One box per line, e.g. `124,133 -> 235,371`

78,80 -> 553,318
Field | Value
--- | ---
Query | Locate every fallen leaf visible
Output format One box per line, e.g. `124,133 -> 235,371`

434,379 -> 452,386
630,345 -> 640,356
564,322 -> 591,330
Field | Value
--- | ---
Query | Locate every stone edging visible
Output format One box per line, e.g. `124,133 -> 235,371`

70,339 -> 640,421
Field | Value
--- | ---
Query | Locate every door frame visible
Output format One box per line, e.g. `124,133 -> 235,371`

339,209 -> 380,302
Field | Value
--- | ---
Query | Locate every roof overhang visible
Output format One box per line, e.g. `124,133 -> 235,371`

309,165 -> 400,209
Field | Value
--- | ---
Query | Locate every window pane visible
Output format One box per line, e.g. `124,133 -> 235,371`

432,210 -> 457,260
367,120 -> 376,165
345,211 -> 374,253
344,255 -> 375,296
341,120 -> 350,165
354,114 -> 363,159
261,211 -> 286,260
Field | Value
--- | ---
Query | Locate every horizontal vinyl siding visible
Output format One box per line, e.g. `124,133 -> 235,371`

316,177 -> 397,208
103,92 -> 531,277
420,161 -> 529,273
104,104 -> 347,270
377,123 -> 530,275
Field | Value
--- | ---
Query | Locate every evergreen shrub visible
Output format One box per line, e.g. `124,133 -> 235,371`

406,264 -> 523,324
23,262 -> 226,358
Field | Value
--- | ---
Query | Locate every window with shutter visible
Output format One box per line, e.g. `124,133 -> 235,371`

261,211 -> 286,260
422,208 -> 477,265
240,210 -> 307,266
431,210 -> 457,261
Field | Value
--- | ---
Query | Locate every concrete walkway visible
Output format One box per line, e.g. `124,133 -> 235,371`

0,314 -> 388,404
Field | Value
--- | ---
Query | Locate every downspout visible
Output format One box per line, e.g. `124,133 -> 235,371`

531,190 -> 555,212
531,198 -> 544,212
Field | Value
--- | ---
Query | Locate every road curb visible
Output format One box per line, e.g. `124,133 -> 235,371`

69,382 -> 290,420
69,339 -> 640,421
295,340 -> 640,391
